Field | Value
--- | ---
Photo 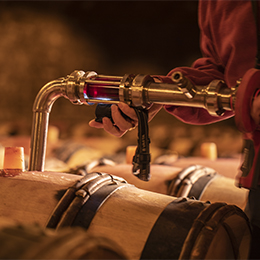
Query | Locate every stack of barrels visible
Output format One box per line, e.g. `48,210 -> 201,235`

0,139 -> 252,259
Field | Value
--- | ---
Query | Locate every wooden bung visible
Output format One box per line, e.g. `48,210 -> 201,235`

3,147 -> 25,175
200,142 -> 218,160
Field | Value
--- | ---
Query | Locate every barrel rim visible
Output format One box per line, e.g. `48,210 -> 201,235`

179,203 -> 251,259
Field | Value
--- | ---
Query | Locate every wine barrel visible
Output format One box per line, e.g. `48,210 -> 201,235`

51,138 -> 123,168
0,217 -> 127,259
168,165 -> 249,210
87,161 -> 182,195
0,170 -> 83,225
0,171 -> 251,259
170,156 -> 241,179
46,172 -> 250,259
88,162 -> 249,210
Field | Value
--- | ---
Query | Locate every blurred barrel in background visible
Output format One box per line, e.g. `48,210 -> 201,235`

0,217 -> 128,259
89,162 -> 248,210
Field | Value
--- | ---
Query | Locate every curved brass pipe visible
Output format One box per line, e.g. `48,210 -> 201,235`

29,70 -> 92,171
29,79 -> 67,171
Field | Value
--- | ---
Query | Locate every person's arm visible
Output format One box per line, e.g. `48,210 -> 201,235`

89,1 -> 255,134
163,1 -> 233,125
164,67 -> 234,125
164,0 -> 256,125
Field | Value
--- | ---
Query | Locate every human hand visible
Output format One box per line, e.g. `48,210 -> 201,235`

89,102 -> 162,137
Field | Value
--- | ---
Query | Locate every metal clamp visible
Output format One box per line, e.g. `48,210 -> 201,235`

168,165 -> 217,199
46,172 -> 127,229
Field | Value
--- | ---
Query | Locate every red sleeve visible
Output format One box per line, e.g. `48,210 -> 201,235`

164,67 -> 234,125
161,0 -> 256,125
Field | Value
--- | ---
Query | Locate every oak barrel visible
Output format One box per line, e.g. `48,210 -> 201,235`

46,172 -> 250,259
0,170 -> 251,259
168,165 -> 248,210
89,163 -> 248,210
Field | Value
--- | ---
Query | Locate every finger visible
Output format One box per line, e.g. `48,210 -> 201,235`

118,102 -> 162,122
118,102 -> 138,122
102,117 -> 127,137
111,104 -> 135,132
89,119 -> 105,129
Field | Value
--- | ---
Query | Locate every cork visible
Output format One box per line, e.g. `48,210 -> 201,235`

126,146 -> 137,164
48,125 -> 60,144
200,142 -> 217,160
3,147 -> 25,171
